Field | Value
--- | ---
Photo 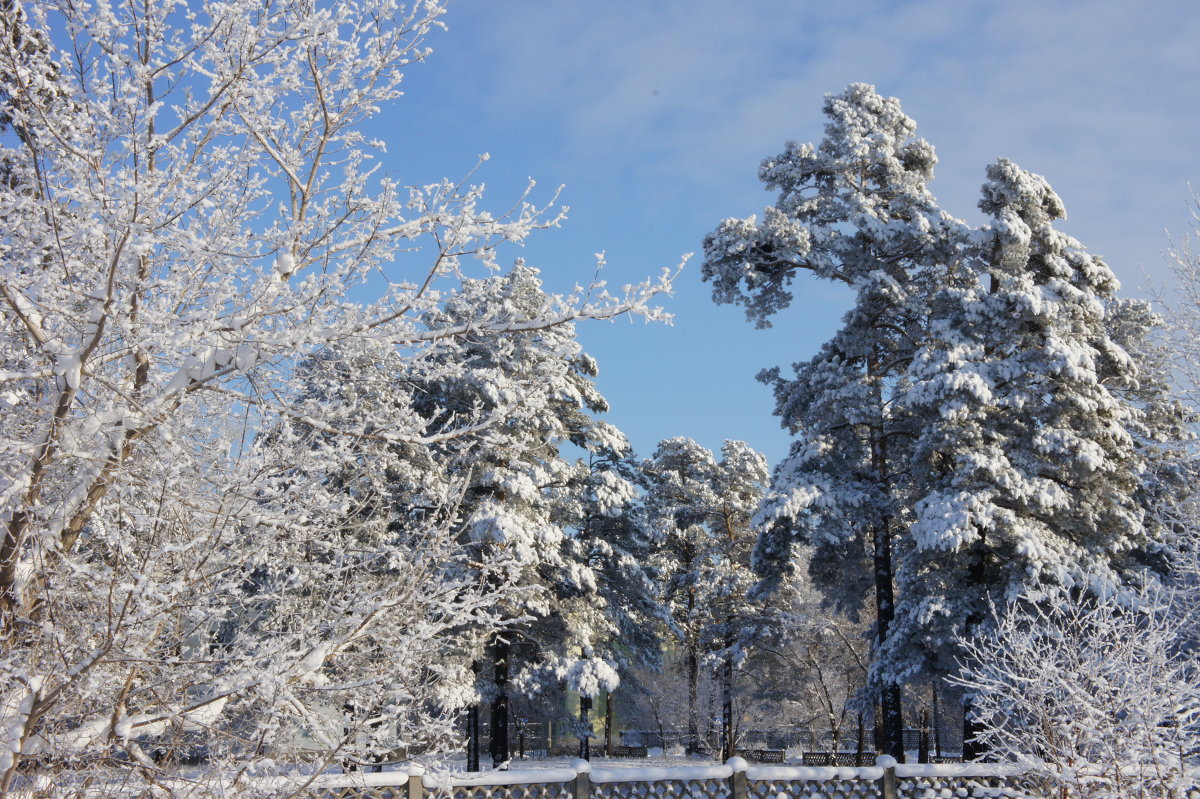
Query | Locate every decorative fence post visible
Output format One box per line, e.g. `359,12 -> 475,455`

407,764 -> 425,799
877,754 -> 898,799
572,758 -> 591,799
727,756 -> 749,799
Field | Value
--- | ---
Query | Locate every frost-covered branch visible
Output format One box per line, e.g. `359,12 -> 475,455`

954,588 -> 1200,799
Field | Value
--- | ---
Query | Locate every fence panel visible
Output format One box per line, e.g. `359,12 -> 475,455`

895,764 -> 1038,799
295,760 -> 1033,799
599,778 -> 728,799
747,775 -> 879,799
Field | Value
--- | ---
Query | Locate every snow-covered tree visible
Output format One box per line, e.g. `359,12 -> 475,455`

701,83 -> 968,759
566,445 -> 665,757
640,438 -> 714,755
750,569 -> 872,757
954,587 -> 1200,799
407,264 -> 633,767
897,159 -> 1187,755
0,0 -> 673,791
1161,193 -> 1200,412
703,84 -> 1186,761
641,437 -> 768,759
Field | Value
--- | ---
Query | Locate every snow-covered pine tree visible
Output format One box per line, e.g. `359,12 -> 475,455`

0,0 -> 69,181
898,159 -> 1187,756
642,438 -> 719,755
701,84 -> 968,759
404,264 -> 627,767
641,437 -> 768,759
251,340 -> 501,768
565,445 -> 665,756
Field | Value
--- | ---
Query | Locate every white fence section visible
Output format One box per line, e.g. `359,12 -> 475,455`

297,757 -> 1036,799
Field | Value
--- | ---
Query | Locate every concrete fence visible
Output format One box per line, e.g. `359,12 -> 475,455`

299,757 -> 1035,799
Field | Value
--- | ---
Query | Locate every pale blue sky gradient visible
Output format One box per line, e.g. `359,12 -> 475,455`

383,0 -> 1200,465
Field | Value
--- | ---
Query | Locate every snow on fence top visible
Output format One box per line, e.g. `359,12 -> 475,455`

283,757 -> 1036,799
5,759 -> 1038,798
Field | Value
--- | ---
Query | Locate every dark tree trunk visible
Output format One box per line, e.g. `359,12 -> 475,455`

871,506 -> 904,761
466,704 -> 480,771
867,354 -> 904,763
490,640 -> 509,768
963,698 -> 985,761
466,661 -> 481,772
932,686 -> 942,759
855,712 -> 866,766
579,693 -> 592,760
604,689 -> 614,757
880,682 -> 904,762
686,622 -> 700,754
962,532 -> 989,762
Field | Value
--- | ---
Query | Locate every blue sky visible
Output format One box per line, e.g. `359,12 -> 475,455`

382,0 -> 1200,466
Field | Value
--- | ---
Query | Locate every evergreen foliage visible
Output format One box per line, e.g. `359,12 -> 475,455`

702,84 -> 1184,754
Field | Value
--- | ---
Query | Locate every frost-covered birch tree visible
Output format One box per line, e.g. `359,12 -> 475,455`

701,84 -> 968,759
1159,197 -> 1200,646
1161,193 -> 1200,413
0,0 -> 672,791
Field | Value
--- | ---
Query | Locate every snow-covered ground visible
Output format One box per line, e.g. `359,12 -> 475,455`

408,747 -> 957,775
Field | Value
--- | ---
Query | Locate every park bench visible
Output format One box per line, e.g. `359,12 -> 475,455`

739,749 -> 786,763
610,745 -> 648,758
833,752 -> 874,766
932,755 -> 962,764
802,752 -> 875,766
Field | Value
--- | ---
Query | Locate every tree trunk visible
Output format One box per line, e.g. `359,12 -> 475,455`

578,693 -> 592,760
868,358 -> 904,763
880,682 -> 904,762
604,689 -> 614,757
962,697 -> 984,761
686,637 -> 700,754
466,704 -> 480,771
932,686 -> 942,759
467,661 -> 481,772
963,533 -> 989,762
490,640 -> 509,768
871,504 -> 904,761
855,711 -> 866,766
721,645 -> 734,761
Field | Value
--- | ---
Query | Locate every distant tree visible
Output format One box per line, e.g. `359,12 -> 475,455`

1161,192 -> 1200,411
750,570 -> 871,756
642,437 -> 768,759
567,445 -> 665,756
397,264 -> 630,767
